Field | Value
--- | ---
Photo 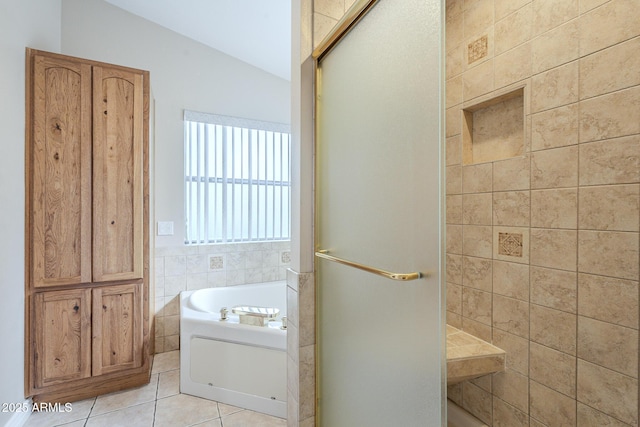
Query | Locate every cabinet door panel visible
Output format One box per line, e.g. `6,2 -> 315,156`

34,289 -> 92,387
31,55 -> 92,287
92,283 -> 143,376
92,66 -> 144,282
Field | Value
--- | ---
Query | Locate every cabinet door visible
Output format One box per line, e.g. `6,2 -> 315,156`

92,66 -> 145,282
92,283 -> 143,376
30,54 -> 92,287
34,289 -> 92,387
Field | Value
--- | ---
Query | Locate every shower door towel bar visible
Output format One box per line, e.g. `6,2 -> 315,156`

315,250 -> 423,281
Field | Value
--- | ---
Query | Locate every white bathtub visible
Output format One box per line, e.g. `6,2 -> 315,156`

180,281 -> 287,418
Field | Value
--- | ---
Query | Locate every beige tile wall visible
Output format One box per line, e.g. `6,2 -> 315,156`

286,270 -> 315,427
446,0 -> 639,426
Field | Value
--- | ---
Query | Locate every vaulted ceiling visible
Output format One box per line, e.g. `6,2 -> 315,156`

104,0 -> 291,80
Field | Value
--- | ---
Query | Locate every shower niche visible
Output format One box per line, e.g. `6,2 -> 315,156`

462,87 -> 525,165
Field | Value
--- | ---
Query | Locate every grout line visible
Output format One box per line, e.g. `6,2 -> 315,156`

218,402 -> 225,427
86,396 -> 97,421
152,372 -> 160,427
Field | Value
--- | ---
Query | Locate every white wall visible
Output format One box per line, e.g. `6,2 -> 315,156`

0,1 -> 61,425
61,0 -> 291,247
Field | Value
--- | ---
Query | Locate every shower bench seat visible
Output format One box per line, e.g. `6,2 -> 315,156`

446,325 -> 505,384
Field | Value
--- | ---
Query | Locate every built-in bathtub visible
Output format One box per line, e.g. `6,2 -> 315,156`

180,280 -> 287,418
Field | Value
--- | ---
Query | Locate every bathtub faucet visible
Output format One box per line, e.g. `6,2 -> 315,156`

220,307 -> 228,321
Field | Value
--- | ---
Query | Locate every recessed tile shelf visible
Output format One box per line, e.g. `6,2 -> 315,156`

462,87 -> 525,165
446,325 -> 506,385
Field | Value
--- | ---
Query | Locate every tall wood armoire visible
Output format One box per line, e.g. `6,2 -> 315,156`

25,48 -> 152,403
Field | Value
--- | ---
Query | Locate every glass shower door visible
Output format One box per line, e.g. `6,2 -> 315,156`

315,0 -> 445,425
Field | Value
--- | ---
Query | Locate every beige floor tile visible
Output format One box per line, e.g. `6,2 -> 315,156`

86,401 -> 155,427
24,363 -> 287,427
152,350 -> 180,374
58,421 -> 87,427
221,410 -> 287,427
154,394 -> 220,427
190,420 -> 223,427
91,374 -> 158,416
157,369 -> 180,399
218,402 -> 247,417
24,398 -> 95,427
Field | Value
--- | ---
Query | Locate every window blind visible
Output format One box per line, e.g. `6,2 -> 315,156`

184,111 -> 291,244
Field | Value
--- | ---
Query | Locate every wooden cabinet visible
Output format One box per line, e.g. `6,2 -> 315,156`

26,48 -> 151,403
92,283 -> 143,376
30,54 -> 92,288
92,66 -> 144,283
30,53 -> 144,288
34,289 -> 92,388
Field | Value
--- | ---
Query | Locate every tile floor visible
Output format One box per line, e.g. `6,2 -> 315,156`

24,351 -> 286,427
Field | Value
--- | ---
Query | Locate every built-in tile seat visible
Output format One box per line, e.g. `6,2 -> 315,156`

447,325 -> 505,385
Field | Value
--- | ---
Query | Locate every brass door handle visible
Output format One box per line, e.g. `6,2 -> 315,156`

315,250 -> 423,281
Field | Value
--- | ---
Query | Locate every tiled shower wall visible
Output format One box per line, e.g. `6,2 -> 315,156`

445,0 -> 639,426
153,241 -> 291,353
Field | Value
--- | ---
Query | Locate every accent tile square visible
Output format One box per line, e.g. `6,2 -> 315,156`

498,232 -> 523,257
494,226 -> 530,264
468,35 -> 489,64
209,255 -> 224,270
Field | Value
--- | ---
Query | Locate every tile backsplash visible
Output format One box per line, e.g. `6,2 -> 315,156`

153,241 -> 291,353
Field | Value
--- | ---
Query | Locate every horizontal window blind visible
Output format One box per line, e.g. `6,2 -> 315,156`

184,111 -> 291,245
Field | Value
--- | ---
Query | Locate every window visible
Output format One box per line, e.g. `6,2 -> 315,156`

184,111 -> 291,244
